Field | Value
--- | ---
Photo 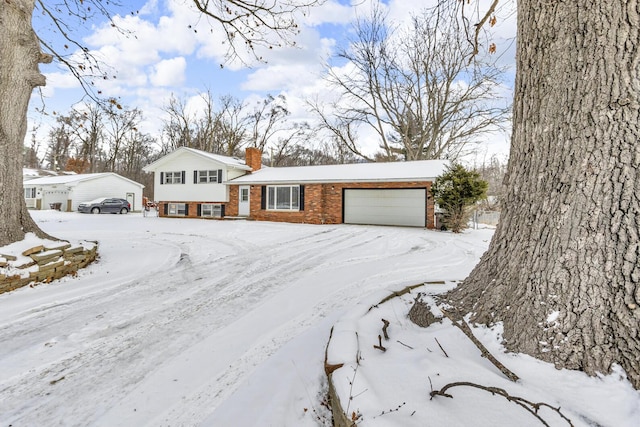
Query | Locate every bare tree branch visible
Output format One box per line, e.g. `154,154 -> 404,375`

34,0 -> 323,107
312,3 -> 510,162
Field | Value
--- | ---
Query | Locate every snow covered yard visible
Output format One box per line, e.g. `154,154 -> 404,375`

0,210 -> 638,426
325,287 -> 640,427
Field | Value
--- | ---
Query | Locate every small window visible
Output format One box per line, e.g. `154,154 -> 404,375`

24,188 -> 36,198
198,170 -> 219,183
164,172 -> 183,184
240,188 -> 249,202
168,203 -> 186,216
266,185 -> 300,211
201,203 -> 222,218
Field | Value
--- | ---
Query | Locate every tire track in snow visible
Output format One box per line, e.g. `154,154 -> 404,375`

131,228 -> 478,425
0,217 -> 491,426
0,225 -> 381,425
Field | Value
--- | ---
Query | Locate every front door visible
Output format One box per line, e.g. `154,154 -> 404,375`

126,193 -> 135,210
238,186 -> 250,216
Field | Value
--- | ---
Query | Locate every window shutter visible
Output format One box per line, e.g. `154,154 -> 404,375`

261,186 -> 266,210
181,171 -> 186,184
163,203 -> 168,215
197,203 -> 202,216
185,204 -> 189,216
218,169 -> 223,183
194,171 -> 198,184
160,172 -> 164,185
299,185 -> 305,211
221,205 -> 226,217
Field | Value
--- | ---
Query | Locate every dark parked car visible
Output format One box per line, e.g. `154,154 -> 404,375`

78,197 -> 131,214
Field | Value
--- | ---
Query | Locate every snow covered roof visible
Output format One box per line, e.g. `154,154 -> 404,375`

142,147 -> 252,172
23,172 -> 144,188
226,159 -> 450,185
22,169 -> 76,181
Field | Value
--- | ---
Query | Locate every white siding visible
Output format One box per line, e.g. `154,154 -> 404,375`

344,189 -> 427,227
152,151 -> 237,202
70,175 -> 143,211
226,168 -> 248,181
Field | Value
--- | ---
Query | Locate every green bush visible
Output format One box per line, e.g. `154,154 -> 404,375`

431,163 -> 488,233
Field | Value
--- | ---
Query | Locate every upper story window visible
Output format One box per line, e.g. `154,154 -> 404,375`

163,171 -> 183,184
267,185 -> 300,211
195,170 -> 222,184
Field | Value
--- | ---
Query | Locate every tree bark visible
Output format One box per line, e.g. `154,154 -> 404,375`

446,1 -> 640,388
408,294 -> 440,328
0,0 -> 56,246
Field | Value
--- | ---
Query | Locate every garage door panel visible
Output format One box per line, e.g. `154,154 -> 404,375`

344,189 -> 426,227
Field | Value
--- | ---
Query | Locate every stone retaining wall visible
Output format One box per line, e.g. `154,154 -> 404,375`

0,242 -> 98,295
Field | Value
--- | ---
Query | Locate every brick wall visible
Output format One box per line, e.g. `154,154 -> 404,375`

226,187 -> 239,216
241,181 -> 435,228
245,147 -> 262,171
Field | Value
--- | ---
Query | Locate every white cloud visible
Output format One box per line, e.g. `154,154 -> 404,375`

241,63 -> 317,93
29,0 -> 515,159
238,19 -> 336,93
297,0 -> 354,26
150,57 -> 186,87
72,4 -> 203,97
43,72 -> 82,92
85,12 -> 196,58
139,0 -> 159,16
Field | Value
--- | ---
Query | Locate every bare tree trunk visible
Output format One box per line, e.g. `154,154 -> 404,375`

446,1 -> 640,388
0,0 -> 56,246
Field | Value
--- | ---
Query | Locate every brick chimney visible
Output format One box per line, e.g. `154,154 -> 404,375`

245,147 -> 262,171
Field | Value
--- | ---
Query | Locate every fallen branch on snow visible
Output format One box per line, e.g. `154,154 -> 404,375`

373,335 -> 387,352
430,381 -> 574,427
440,308 -> 519,382
381,318 -> 390,340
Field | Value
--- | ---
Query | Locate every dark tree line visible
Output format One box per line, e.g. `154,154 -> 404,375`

27,103 -> 158,191
25,92 -> 362,194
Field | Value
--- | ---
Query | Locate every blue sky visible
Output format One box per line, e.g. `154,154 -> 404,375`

29,0 -> 517,160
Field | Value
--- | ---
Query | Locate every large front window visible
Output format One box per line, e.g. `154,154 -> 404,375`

267,185 -> 300,210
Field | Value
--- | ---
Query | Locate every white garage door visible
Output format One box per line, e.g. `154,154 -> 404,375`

43,190 -> 69,211
344,189 -> 426,227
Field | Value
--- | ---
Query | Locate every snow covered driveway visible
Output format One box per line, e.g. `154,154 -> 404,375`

0,211 -> 492,426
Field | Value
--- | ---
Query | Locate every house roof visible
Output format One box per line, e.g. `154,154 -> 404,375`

142,147 -> 252,172
23,172 -> 144,188
23,169 -> 77,181
226,159 -> 450,185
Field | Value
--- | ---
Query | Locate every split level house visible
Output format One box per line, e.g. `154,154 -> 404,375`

142,147 -> 449,228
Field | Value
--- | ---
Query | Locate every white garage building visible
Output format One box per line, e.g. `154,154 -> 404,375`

24,173 -> 145,212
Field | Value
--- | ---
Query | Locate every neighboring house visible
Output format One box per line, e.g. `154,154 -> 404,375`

23,168 -> 74,182
23,173 -> 144,212
141,147 -> 252,218
145,147 -> 448,228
